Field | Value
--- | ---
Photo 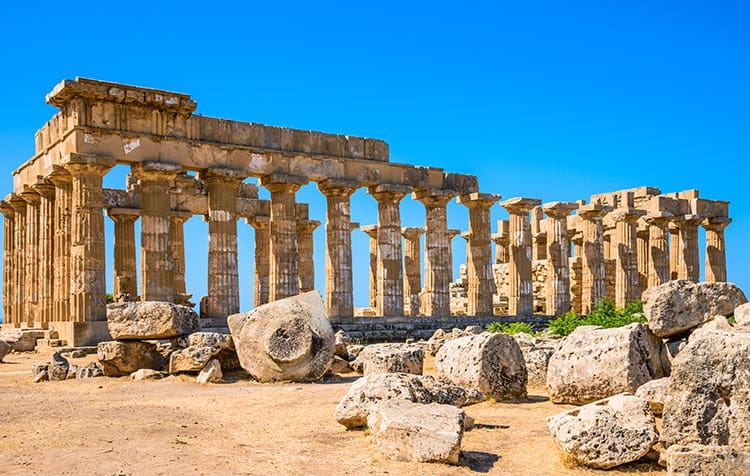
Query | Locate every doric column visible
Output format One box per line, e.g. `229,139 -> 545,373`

107,208 -> 140,301
447,229 -> 461,285
20,188 -> 41,325
413,190 -> 453,316
401,227 -> 425,316
170,211 -> 192,304
571,232 -> 583,259
531,206 -> 546,261
668,222 -> 680,280
32,182 -> 56,324
459,193 -> 500,316
248,217 -> 271,307
492,220 -> 510,264
132,161 -> 182,302
361,225 -> 379,309
202,167 -> 246,318
296,219 -> 320,293
644,212 -> 672,288
611,207 -> 646,307
675,214 -> 702,282
64,155 -> 114,322
49,170 -> 72,322
603,229 -> 613,260
261,173 -> 307,301
368,184 -> 410,317
542,202 -> 577,316
0,201 -> 15,325
501,197 -> 540,317
578,204 -> 608,315
8,195 -> 26,325
703,217 -> 731,282
636,223 -> 649,293
318,179 -> 358,319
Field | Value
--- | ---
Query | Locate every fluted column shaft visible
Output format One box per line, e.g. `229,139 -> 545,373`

668,224 -> 680,280
21,190 -> 40,325
401,228 -> 425,317
414,191 -> 453,316
645,213 -> 671,288
579,205 -> 607,315
637,226 -> 649,293
501,198 -> 539,317
9,198 -> 26,325
369,186 -> 409,317
543,203 -> 577,316
67,159 -> 113,322
249,218 -> 271,307
0,203 -> 14,325
460,193 -> 500,316
703,217 -> 731,282
170,213 -> 191,298
108,209 -> 139,300
676,216 -> 702,282
319,181 -> 357,319
361,225 -> 379,309
33,184 -> 56,324
204,168 -> 245,318
296,220 -> 320,293
50,173 -> 72,322
612,209 -> 645,307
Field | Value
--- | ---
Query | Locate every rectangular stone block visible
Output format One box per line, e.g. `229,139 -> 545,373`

53,321 -> 112,347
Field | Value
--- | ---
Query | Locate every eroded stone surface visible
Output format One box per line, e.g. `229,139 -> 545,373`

736,302 -> 750,327
664,445 -> 750,476
196,359 -> 223,384
97,341 -> 166,377
635,377 -> 669,416
107,301 -> 199,340
353,343 -> 423,376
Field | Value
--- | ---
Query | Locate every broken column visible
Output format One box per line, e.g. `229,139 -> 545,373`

33,182 -> 56,324
501,197 -> 540,317
401,227 -> 425,316
203,167 -> 245,318
369,184 -> 411,316
703,217 -> 731,282
249,217 -> 270,307
610,206 -> 646,307
413,190 -> 453,316
644,212 -> 671,288
578,204 -> 608,315
261,173 -> 307,301
318,179 -> 359,319
542,202 -> 578,316
107,208 -> 139,301
459,193 -> 500,316
361,225 -> 379,310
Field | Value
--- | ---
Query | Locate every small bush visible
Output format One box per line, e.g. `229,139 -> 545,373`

487,321 -> 536,335
546,299 -> 645,337
547,311 -> 585,337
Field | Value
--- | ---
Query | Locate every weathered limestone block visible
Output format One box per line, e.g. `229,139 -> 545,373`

107,301 -> 199,340
130,369 -> 164,381
435,332 -> 527,401
664,445 -> 750,476
335,373 -> 483,429
227,291 -> 334,382
334,330 -> 349,360
353,344 -> 424,375
367,400 -> 465,464
0,328 -> 43,352
0,340 -> 10,362
662,328 -> 750,450
76,362 -> 104,379
548,394 -> 658,469
522,346 -> 556,388
197,359 -> 223,384
331,355 -> 351,374
169,345 -> 221,373
346,344 -> 364,361
48,352 -> 70,381
735,302 -> 750,327
635,377 -> 669,416
32,362 -> 49,383
97,341 -> 166,377
546,324 -> 668,404
187,332 -> 234,350
642,280 -> 747,337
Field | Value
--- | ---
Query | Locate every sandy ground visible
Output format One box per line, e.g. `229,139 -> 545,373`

0,351 -> 666,476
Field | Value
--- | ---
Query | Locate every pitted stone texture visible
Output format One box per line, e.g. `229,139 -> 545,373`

662,328 -> 750,450
76,362 -> 104,379
335,373 -> 483,429
367,400 -> 464,464
436,332 -> 527,401
664,445 -> 750,476
642,280 -> 747,337
187,332 -> 234,350
107,301 -> 199,340
353,344 -> 424,376
197,359 -> 223,384
48,352 -> 70,381
97,341 -> 166,377
227,291 -> 334,382
546,323 -> 668,404
522,346 -> 556,388
736,302 -> 750,327
548,394 -> 657,469
169,345 -> 221,373
635,377 -> 669,416
0,340 -> 10,362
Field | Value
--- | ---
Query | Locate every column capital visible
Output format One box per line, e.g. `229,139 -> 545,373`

317,178 -> 360,197
412,188 -> 454,207
260,172 -> 308,193
62,153 -> 115,176
8,193 -> 27,212
296,219 -> 321,233
47,166 -> 72,185
19,187 -> 41,205
609,207 -> 647,223
447,229 -> 461,241
702,216 -> 732,231
107,207 -> 141,222
201,167 -> 248,185
132,160 -> 183,181
368,183 -> 411,202
458,192 -> 501,209
401,227 -> 425,239
360,224 -> 378,238
644,210 -> 673,226
171,210 -> 193,223
0,200 -> 14,217
578,203 -> 611,220
491,233 -> 509,245
349,222 -> 360,232
542,201 -> 578,218
674,214 -> 703,227
31,181 -> 56,199
500,196 -> 541,214
247,215 -> 270,229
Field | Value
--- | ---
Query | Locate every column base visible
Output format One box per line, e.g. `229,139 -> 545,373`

1,322 -> 22,330
50,321 -> 112,347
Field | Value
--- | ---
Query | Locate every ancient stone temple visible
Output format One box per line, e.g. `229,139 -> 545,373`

0,78 -> 734,345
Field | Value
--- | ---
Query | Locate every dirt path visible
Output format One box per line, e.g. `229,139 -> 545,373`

0,351 -> 665,476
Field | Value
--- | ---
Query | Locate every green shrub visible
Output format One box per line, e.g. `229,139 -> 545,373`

546,299 -> 645,337
487,321 -> 536,335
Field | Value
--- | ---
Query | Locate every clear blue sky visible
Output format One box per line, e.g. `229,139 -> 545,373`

0,1 -> 748,317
